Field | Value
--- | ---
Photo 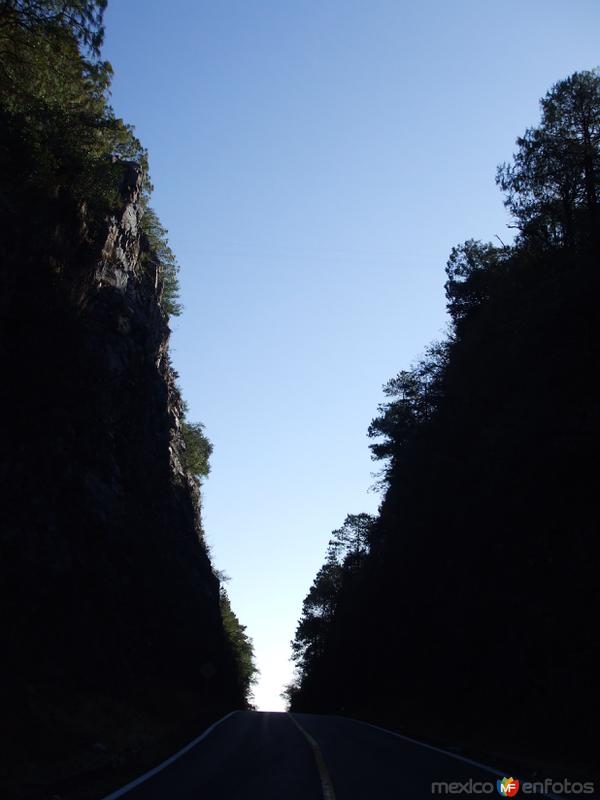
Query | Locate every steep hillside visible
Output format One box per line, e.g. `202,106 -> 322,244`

288,71 -> 600,778
0,3 -> 254,798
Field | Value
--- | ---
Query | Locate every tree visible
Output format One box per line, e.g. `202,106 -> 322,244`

367,344 -> 447,483
140,207 -> 182,317
497,70 -> 600,247
220,588 -> 258,703
290,513 -> 374,684
444,239 -> 505,324
0,0 -> 145,234
291,559 -> 343,669
326,513 -> 374,568
181,421 -> 212,479
0,0 -> 107,56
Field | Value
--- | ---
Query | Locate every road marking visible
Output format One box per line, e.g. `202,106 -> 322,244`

100,710 -> 239,799
288,713 -> 337,800
344,717 -> 562,800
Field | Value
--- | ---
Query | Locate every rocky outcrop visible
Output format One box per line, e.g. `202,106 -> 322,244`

0,162 -> 242,796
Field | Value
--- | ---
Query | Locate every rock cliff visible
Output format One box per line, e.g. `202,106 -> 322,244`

0,163 -> 244,798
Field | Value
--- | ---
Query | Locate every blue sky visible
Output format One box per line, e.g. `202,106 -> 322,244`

103,0 -> 600,709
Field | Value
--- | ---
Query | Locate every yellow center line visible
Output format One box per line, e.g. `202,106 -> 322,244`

287,713 -> 337,800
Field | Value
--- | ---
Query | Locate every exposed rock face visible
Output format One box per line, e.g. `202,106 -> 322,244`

0,164 -> 242,786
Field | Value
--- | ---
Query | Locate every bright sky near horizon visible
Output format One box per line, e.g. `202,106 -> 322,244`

103,1 -> 600,710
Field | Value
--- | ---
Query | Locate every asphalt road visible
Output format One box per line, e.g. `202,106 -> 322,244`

102,710 -> 538,800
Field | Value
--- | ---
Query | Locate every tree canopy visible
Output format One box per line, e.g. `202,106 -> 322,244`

0,0 -> 107,55
497,69 -> 600,248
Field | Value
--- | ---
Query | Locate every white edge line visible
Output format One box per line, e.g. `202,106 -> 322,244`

342,716 -> 562,800
100,710 -> 240,800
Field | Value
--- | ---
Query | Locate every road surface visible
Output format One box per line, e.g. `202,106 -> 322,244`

102,710 -> 540,799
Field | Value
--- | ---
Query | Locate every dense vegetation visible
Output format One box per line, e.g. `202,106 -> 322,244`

221,587 -> 259,704
0,2 -> 255,796
0,0 -> 184,317
288,71 -> 600,774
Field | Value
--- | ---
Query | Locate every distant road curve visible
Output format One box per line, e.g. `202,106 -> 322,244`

101,710 -> 555,799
